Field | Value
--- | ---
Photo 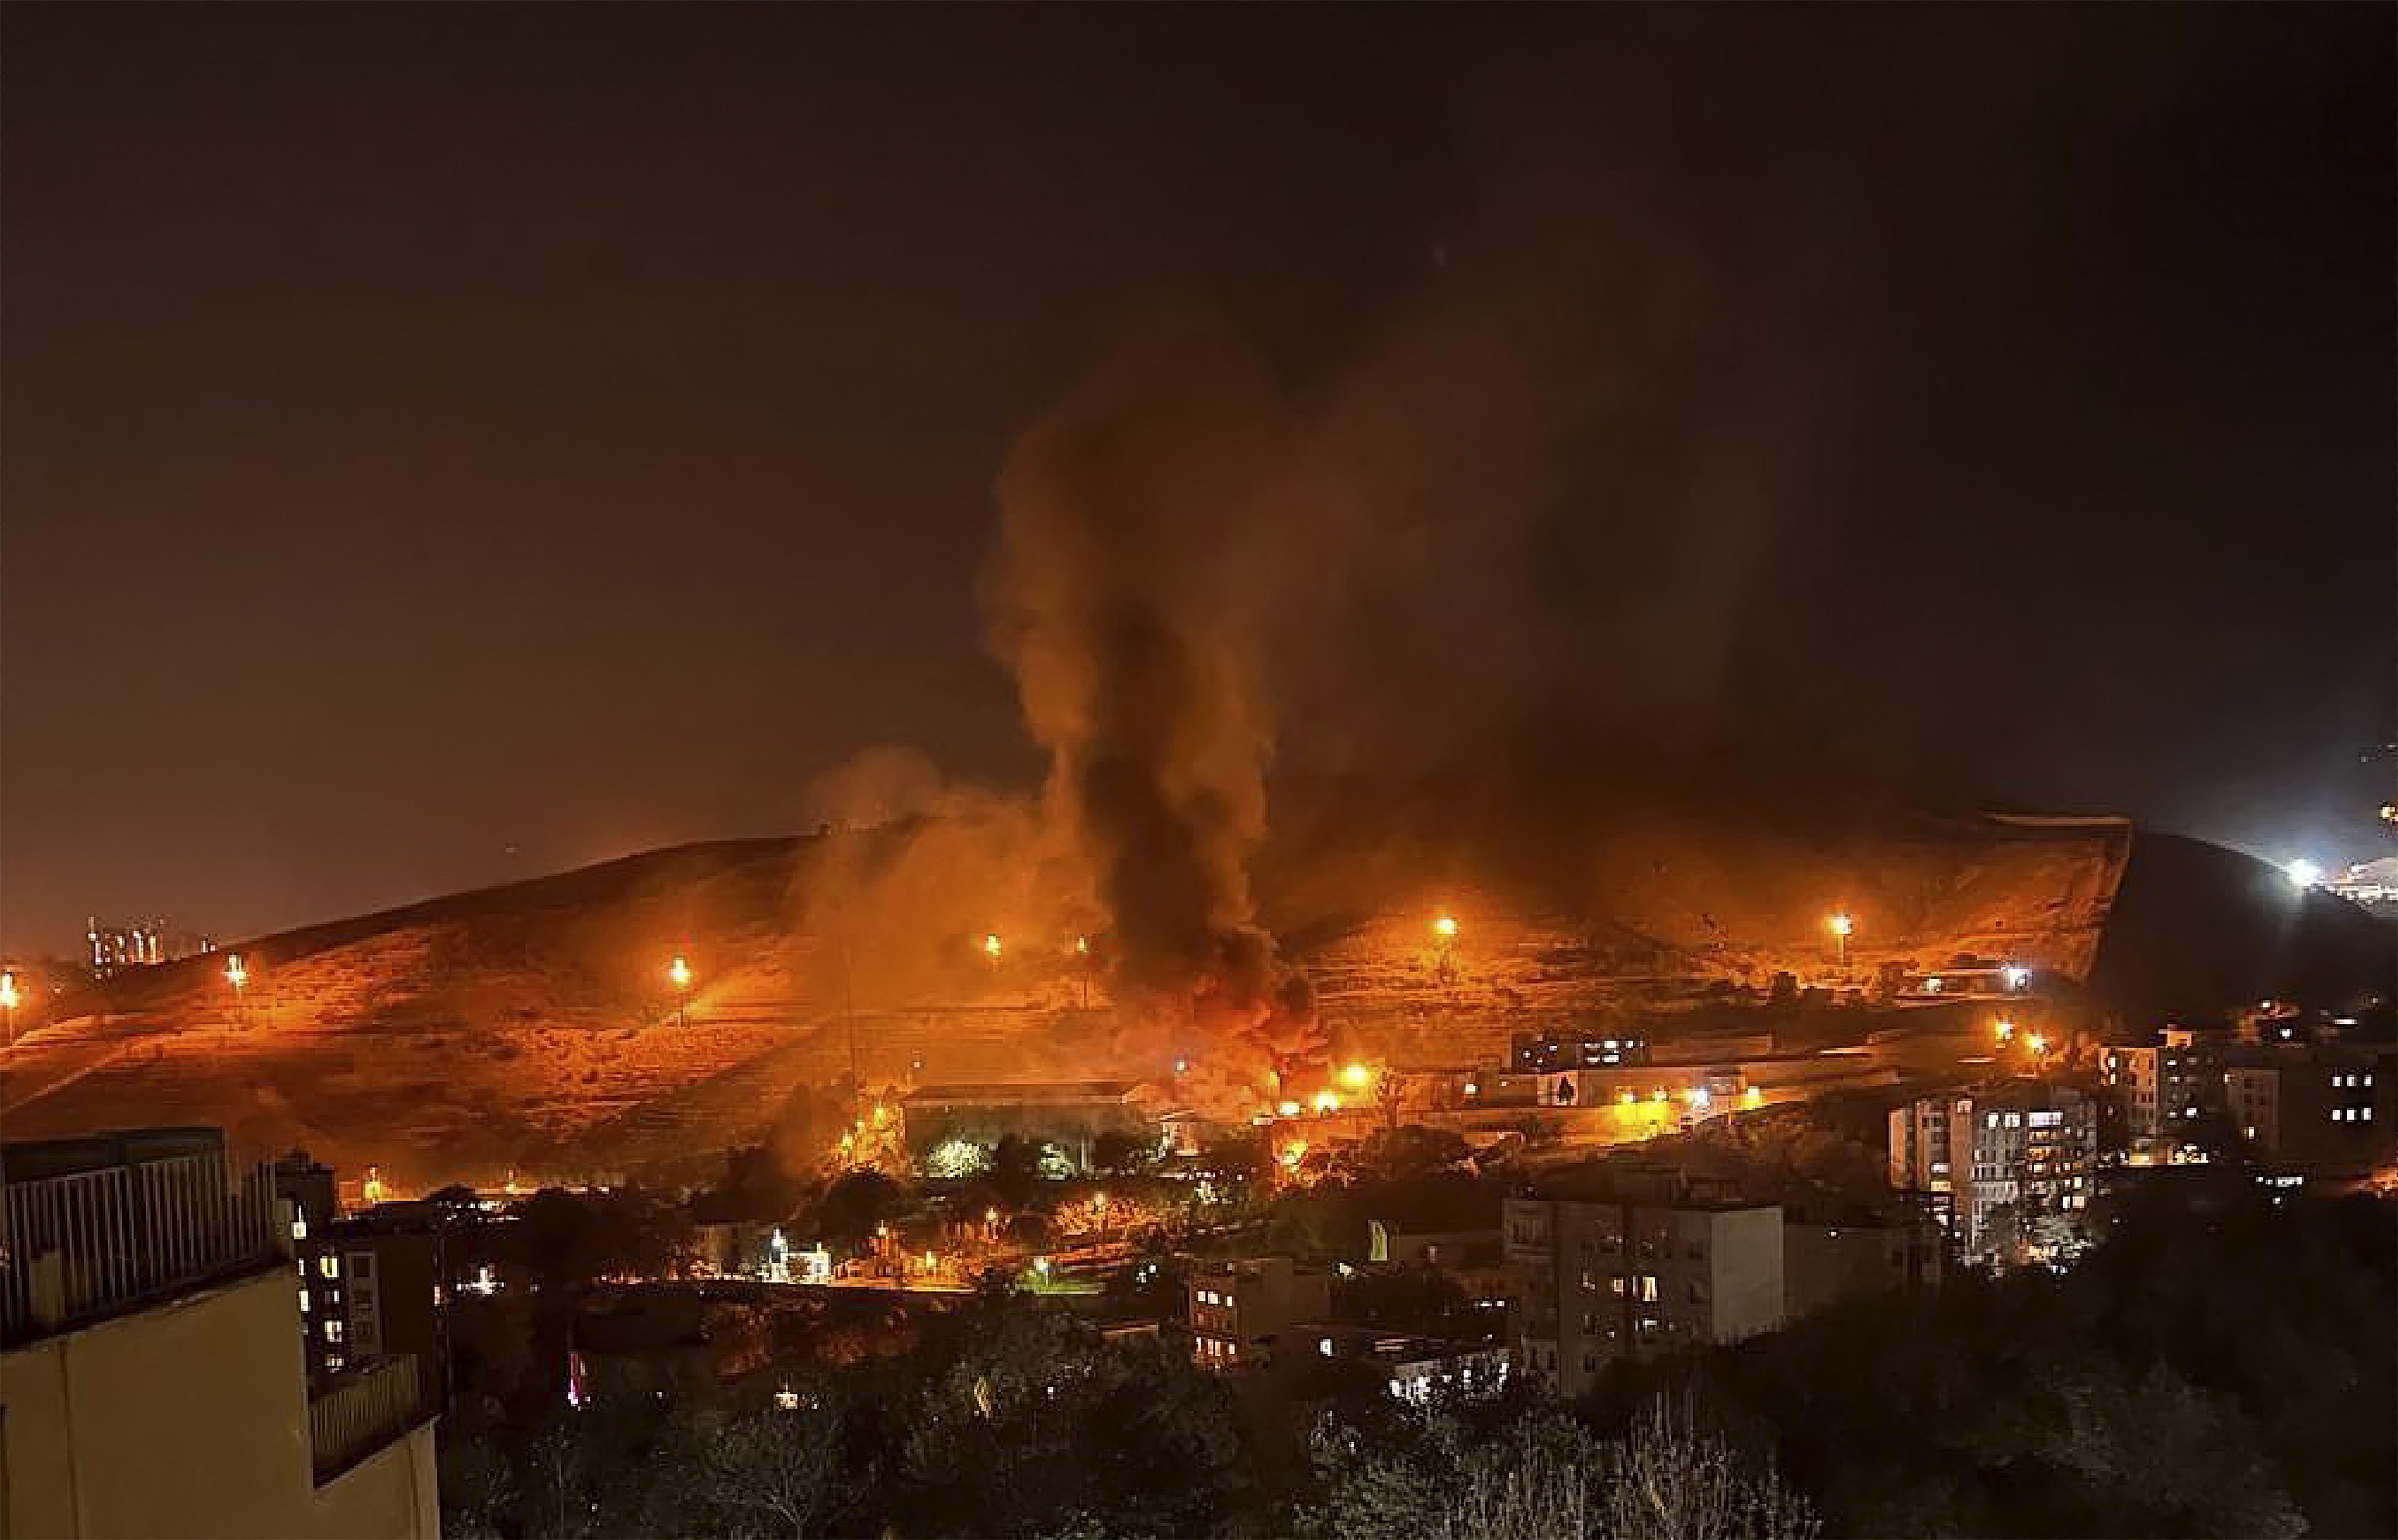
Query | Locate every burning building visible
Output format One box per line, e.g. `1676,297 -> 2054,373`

899,1080 -> 1155,1175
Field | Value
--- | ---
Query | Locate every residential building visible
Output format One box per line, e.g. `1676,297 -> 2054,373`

2101,1030 -> 2224,1159
1783,1201 -> 1944,1318
2222,1043 -> 2394,1176
1366,1221 -> 1511,1314
0,1128 -> 438,1538
1504,1191 -> 1783,1401
1889,1080 -> 2096,1262
301,1222 -> 443,1386
1187,1256 -> 1331,1370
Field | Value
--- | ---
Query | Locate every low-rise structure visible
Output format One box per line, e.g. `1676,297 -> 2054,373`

1288,1324 -> 1510,1404
1187,1256 -> 1331,1370
901,1080 -> 1153,1174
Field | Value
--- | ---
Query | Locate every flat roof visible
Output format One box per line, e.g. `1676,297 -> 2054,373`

901,1080 -> 1140,1106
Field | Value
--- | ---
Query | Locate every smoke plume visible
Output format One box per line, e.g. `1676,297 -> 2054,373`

984,314 -> 1321,1073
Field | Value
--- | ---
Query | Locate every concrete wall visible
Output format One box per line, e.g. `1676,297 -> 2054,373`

1705,1207 -> 1786,1344
0,1267 -> 437,1539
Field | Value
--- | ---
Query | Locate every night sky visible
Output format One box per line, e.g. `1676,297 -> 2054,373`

4,5 -> 2390,956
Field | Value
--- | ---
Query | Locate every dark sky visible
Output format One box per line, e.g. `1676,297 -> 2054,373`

4,5 -> 2391,956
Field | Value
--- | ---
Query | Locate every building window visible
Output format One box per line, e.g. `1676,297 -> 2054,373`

317,1255 -> 340,1280
291,1217 -> 309,1242
324,1318 -> 344,1342
298,1287 -> 311,1314
325,1353 -> 346,1372
1638,1275 -> 1659,1303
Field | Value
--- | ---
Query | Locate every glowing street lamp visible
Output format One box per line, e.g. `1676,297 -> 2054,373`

1826,911 -> 1854,966
1431,913 -> 1459,942
668,954 -> 692,1026
982,933 -> 1003,961
1340,1063 -> 1370,1091
1312,1090 -> 1339,1114
2024,1031 -> 2048,1056
225,953 -> 250,1028
0,970 -> 17,1047
1995,1018 -> 2015,1044
2001,964 -> 2030,991
2283,859 -> 2322,891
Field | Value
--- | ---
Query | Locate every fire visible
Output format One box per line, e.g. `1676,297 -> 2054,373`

1339,1063 -> 1370,1090
1312,1090 -> 1338,1114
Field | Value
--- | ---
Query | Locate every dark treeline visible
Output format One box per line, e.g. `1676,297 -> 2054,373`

443,1184 -> 2394,1538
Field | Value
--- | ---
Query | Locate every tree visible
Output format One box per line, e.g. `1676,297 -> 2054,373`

989,1133 -> 1045,1209
808,1169 -> 904,1252
679,1395 -> 848,1538
1090,1128 -> 1151,1176
1592,1398 -> 1819,1540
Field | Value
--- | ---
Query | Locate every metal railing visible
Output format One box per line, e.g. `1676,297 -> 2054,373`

309,1352 -> 426,1481
0,1152 -> 280,1344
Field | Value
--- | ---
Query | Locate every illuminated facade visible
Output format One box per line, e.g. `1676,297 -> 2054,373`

1187,1256 -> 1331,1370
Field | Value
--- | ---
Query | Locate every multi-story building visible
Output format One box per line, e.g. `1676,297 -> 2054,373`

1504,1191 -> 1784,1400
1783,1201 -> 1945,1318
1187,1256 -> 1331,1370
2101,1030 -> 2224,1159
2222,1044 -> 2393,1177
0,1128 -> 438,1538
301,1223 -> 443,1386
1366,1221 -> 1512,1315
1889,1080 -> 2096,1261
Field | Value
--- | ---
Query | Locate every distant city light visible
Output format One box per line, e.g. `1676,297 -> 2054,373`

1074,935 -> 1089,955
1340,1063 -> 1370,1089
1432,913 -> 1459,940
1743,1086 -> 1763,1106
1995,1019 -> 2015,1042
1276,1099 -> 1302,1118
1312,1090 -> 1338,1114
1826,912 -> 1854,938
982,933 -> 1003,959
2025,1031 -> 2048,1054
0,971 -> 17,1012
2284,859 -> 2322,889
668,954 -> 691,990
224,954 -> 247,990
1687,1087 -> 1711,1109
2002,964 -> 2030,990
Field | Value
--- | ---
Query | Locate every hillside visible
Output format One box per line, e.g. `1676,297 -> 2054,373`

1,802 -> 2384,1190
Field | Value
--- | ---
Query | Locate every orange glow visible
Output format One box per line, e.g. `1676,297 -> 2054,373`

1074,935 -> 1089,955
1340,1063 -> 1371,1090
224,954 -> 248,990
2025,1031 -> 2047,1054
982,933 -> 1003,959
0,972 -> 17,1012
668,955 -> 692,990
1826,912 -> 1854,939
1743,1086 -> 1762,1106
1432,913 -> 1459,940
1276,1099 -> 1302,1118
1995,1018 -> 2015,1042
1278,1142 -> 1307,1169
1312,1090 -> 1339,1114
1618,1089 -> 1636,1106
1651,1086 -> 1669,1103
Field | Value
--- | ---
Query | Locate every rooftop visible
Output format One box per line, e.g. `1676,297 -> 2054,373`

901,1079 -> 1141,1106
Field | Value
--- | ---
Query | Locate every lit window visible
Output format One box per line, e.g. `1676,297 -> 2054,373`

1319,1337 -> 1335,1357
324,1318 -> 344,1342
291,1217 -> 309,1242
298,1287 -> 311,1314
317,1255 -> 340,1280
325,1353 -> 346,1371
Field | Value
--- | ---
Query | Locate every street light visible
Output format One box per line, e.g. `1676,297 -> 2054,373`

0,970 -> 16,1048
1995,1018 -> 2015,1044
1340,1063 -> 1370,1091
225,953 -> 249,1028
668,954 -> 692,1026
2025,1031 -> 2048,1056
1826,911 -> 1854,966
2283,859 -> 2322,891
1431,913 -> 1459,941
982,933 -> 1003,961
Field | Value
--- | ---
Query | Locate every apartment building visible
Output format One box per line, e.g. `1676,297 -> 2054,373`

1504,1192 -> 1783,1400
1889,1080 -> 2096,1261
0,1128 -> 438,1539
2101,1030 -> 2223,1159
1187,1255 -> 1331,1369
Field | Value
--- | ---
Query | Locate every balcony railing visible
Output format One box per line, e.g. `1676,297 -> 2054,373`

309,1352 -> 428,1481
1,1151 -> 280,1346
